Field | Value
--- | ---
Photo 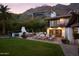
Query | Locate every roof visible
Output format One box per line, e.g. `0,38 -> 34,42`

45,15 -> 71,21
66,12 -> 79,27
45,12 -> 79,27
71,23 -> 79,27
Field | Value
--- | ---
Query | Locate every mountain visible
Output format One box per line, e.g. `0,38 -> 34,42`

19,3 -> 79,21
69,3 -> 79,10
19,5 -> 52,20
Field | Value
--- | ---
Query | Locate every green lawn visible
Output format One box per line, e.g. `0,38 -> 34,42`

0,38 -> 64,56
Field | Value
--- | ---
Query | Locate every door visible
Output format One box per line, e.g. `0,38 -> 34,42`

49,29 -> 54,36
49,29 -> 62,37
55,29 -> 62,37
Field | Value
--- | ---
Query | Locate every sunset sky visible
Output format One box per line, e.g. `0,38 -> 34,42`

1,3 -> 70,14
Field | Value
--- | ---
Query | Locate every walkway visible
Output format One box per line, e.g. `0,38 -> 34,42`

27,37 -> 78,56
60,44 -> 78,56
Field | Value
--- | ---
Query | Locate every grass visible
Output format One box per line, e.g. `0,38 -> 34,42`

0,38 -> 64,56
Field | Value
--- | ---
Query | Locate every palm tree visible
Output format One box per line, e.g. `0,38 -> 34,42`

0,4 -> 11,35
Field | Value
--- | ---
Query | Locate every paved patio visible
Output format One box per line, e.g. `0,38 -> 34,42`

60,44 -> 78,56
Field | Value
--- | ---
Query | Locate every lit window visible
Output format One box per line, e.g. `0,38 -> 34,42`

60,18 -> 64,24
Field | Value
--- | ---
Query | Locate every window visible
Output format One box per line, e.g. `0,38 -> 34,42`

60,18 -> 65,24
73,27 -> 78,34
50,21 -> 55,27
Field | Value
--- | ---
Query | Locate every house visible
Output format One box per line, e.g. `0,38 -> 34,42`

46,12 -> 79,44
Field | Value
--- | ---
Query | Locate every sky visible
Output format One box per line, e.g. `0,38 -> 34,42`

1,3 -> 70,14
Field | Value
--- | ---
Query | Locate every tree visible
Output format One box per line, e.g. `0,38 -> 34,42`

0,4 -> 11,35
23,19 -> 47,32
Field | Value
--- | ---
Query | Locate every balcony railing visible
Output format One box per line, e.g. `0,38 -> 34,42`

49,20 -> 68,27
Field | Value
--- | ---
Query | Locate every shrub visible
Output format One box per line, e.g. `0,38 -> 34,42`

61,38 -> 70,44
21,32 -> 27,38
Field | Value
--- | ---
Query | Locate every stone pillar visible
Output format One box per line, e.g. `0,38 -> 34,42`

65,27 -> 74,43
62,28 -> 65,38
